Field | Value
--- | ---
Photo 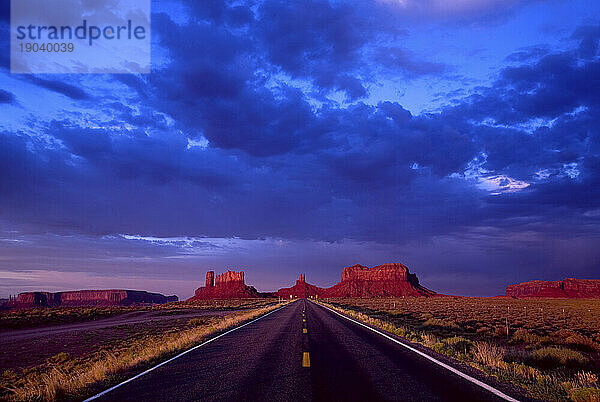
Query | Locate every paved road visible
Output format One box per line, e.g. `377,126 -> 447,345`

92,300 -> 517,401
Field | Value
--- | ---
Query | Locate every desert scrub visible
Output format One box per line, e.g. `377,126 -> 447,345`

46,352 -> 70,364
422,318 -> 459,330
473,342 -> 507,369
575,372 -> 599,388
319,300 -> 600,401
4,303 -> 285,401
443,336 -> 474,357
187,317 -> 206,326
512,328 -> 543,345
569,387 -> 600,402
528,347 -> 588,370
432,342 -> 446,354
429,337 -> 474,358
421,333 -> 440,348
563,333 -> 600,353
323,297 -> 600,341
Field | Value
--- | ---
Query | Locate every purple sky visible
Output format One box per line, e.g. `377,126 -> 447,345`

1,0 -> 600,299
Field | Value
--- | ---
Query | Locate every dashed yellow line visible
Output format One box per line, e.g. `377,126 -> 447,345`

302,352 -> 311,367
303,328 -> 307,333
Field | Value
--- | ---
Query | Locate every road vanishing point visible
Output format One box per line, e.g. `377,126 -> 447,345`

86,300 -> 521,402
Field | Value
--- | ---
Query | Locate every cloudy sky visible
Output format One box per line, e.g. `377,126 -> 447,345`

1,0 -> 599,298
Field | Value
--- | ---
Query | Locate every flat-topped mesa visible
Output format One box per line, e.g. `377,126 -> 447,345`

341,263 -> 417,284
323,263 -> 434,298
506,278 -> 600,298
188,270 -> 261,300
12,290 -> 178,308
16,292 -> 58,307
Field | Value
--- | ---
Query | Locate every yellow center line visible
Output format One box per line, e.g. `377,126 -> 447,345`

302,352 -> 311,367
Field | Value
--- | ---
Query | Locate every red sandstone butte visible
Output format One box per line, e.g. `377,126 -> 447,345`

323,263 -> 435,298
277,263 -> 435,299
188,270 -> 261,300
276,274 -> 324,299
506,278 -> 600,298
11,290 -> 178,308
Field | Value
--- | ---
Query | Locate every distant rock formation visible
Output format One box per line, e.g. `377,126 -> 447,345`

506,278 -> 600,298
277,263 -> 435,298
188,270 -> 262,300
187,263 -> 434,300
276,274 -> 323,299
10,290 -> 178,308
322,263 -> 435,298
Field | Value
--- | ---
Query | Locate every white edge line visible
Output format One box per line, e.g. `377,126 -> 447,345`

314,301 -> 519,402
84,303 -> 289,401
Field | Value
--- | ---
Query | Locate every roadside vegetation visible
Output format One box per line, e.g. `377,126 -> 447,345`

0,298 -> 276,330
319,297 -> 600,402
1,300 -> 283,401
0,305 -> 139,330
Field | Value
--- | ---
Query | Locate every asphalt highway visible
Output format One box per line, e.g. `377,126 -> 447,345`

91,300 -> 518,401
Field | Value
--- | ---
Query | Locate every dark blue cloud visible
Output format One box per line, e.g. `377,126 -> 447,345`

0,9 -> 8,70
451,48 -> 600,126
256,0 -> 371,98
252,0 -> 446,99
1,2 -> 599,294
25,76 -> 90,100
375,47 -> 448,77
572,24 -> 600,58
3,22 -> 599,245
185,1 -> 255,26
0,133 -> 32,195
504,46 -> 550,62
0,0 -> 7,23
0,89 -> 15,103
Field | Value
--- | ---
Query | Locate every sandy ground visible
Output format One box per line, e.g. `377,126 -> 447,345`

0,309 -> 233,370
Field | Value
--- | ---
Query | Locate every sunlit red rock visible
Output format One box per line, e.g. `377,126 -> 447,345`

506,278 -> 600,298
276,274 -> 323,299
188,270 -> 261,300
321,263 -> 435,298
277,263 -> 435,298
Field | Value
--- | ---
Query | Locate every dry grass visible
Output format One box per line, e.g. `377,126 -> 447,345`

0,305 -> 139,330
319,298 -> 600,401
2,302 -> 285,401
473,342 -> 507,369
570,388 -> 600,402
529,347 -> 589,370
322,297 -> 600,339
0,298 -> 277,331
167,298 -> 279,310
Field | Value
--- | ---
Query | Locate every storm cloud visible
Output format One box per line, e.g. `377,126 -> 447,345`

0,0 -> 599,297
